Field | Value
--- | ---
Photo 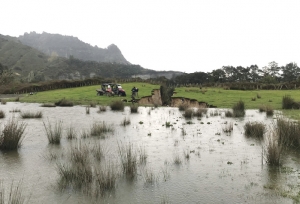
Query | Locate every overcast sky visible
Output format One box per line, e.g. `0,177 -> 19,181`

1,0 -> 300,73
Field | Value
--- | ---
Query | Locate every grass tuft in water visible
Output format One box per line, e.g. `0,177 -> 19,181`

110,101 -> 124,111
54,98 -> 73,107
244,121 -> 265,139
232,100 -> 245,117
120,117 -> 131,126
223,122 -> 233,133
0,118 -> 26,151
9,108 -> 21,113
85,106 -> 90,114
265,132 -> 281,166
95,161 -> 118,196
0,180 -> 26,204
20,111 -> 43,119
276,118 -> 300,148
183,109 -> 193,119
130,105 -> 138,113
40,103 -> 56,107
0,110 -> 5,119
43,119 -> 62,144
98,105 -> 107,112
90,122 -> 114,137
1,100 -> 7,105
118,142 -> 137,179
66,124 -> 77,140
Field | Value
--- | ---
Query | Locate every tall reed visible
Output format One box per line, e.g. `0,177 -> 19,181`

0,118 -> 26,150
276,118 -> 300,148
118,143 -> 137,179
43,120 -> 62,144
265,132 -> 281,166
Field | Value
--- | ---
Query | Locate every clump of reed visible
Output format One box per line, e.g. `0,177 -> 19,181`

232,100 -> 245,117
20,111 -> 43,118
90,102 -> 97,107
223,122 -> 233,133
0,110 -> 5,118
183,108 -> 193,118
91,143 -> 106,161
110,101 -> 124,111
98,105 -> 107,112
43,119 -> 63,144
259,105 -> 274,116
0,118 -> 26,150
40,103 -> 56,107
138,145 -> 147,164
194,108 -> 207,117
178,104 -> 187,111
265,132 -> 281,166
90,122 -> 114,137
57,143 -> 93,189
1,99 -> 7,105
225,110 -> 233,117
276,118 -> 300,148
118,143 -> 137,179
0,180 -> 26,204
80,129 -> 90,139
142,167 -> 156,184
120,117 -> 130,126
54,98 -> 73,107
85,106 -> 90,114
94,161 -> 118,196
66,124 -> 77,140
130,105 -> 138,113
173,153 -> 182,165
9,108 -> 21,113
282,95 -> 300,109
244,121 -> 265,139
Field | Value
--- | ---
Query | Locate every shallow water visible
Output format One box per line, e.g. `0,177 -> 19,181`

0,102 -> 298,203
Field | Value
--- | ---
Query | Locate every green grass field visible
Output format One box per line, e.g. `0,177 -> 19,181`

19,83 -> 300,120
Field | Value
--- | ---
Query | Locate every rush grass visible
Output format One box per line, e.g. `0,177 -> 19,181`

110,101 -> 124,111
90,122 -> 114,137
0,118 -> 26,150
20,111 -> 43,118
118,143 -> 137,179
43,120 -> 63,144
244,121 -> 265,138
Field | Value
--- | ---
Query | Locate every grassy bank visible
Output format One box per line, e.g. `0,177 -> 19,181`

17,83 -> 300,120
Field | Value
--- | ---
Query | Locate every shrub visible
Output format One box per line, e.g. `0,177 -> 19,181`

20,111 -> 43,118
232,100 -> 245,117
110,101 -> 124,111
244,121 -> 265,139
43,120 -> 63,144
0,118 -> 26,150
55,99 -> 73,107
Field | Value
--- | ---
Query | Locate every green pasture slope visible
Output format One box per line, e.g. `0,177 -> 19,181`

19,83 -> 300,119
20,82 -> 160,105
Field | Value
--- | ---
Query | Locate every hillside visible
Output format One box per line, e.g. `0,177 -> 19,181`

18,32 -> 129,64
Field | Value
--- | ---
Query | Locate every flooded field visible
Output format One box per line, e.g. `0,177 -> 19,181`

0,102 -> 299,203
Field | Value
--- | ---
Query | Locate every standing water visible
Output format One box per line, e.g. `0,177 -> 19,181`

0,102 -> 298,203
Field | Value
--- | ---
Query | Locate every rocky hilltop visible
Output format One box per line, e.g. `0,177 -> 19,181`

18,32 -> 129,64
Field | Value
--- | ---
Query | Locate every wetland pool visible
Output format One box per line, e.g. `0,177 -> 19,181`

0,102 -> 299,203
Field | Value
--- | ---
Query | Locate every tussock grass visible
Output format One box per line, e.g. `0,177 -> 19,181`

120,117 -> 130,126
130,105 -> 138,113
20,111 -> 42,119
259,105 -> 274,116
54,98 -> 73,107
265,132 -> 281,166
95,162 -> 118,195
183,109 -> 193,118
118,143 -> 137,179
232,100 -> 245,117
90,102 -> 96,107
225,110 -> 233,117
110,101 -> 124,111
66,125 -> 77,140
244,121 -> 265,139
0,180 -> 26,204
1,100 -> 7,105
0,118 -> 26,151
98,105 -> 107,112
223,122 -> 233,133
178,104 -> 187,111
282,95 -> 300,109
40,103 -> 56,107
85,106 -> 90,114
90,122 -> 114,137
43,120 -> 62,144
9,108 -> 21,113
276,118 -> 300,148
0,110 -> 5,118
